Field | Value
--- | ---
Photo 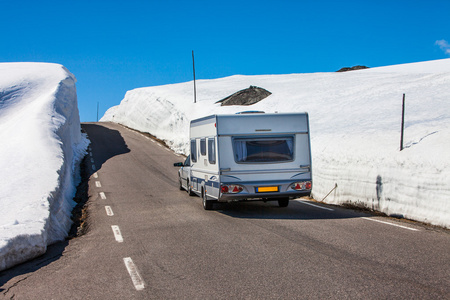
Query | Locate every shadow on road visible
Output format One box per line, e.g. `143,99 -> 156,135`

0,241 -> 68,292
214,199 -> 363,220
82,123 -> 130,176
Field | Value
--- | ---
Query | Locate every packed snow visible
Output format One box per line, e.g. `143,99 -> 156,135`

102,58 -> 450,229
0,63 -> 89,271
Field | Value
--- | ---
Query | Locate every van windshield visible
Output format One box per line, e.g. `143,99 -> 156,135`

233,137 -> 294,163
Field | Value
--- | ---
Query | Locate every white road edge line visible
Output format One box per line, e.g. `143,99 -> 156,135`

105,206 -> 114,216
296,200 -> 334,211
123,257 -> 145,291
361,217 -> 419,231
99,192 -> 106,200
111,225 -> 124,242
95,181 -> 102,188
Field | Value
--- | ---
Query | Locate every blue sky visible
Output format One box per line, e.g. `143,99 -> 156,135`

1,0 -> 450,122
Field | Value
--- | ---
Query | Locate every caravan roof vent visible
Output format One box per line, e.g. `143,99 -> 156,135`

236,111 -> 265,114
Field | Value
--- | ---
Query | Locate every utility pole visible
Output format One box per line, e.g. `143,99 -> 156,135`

400,94 -> 405,151
192,50 -> 197,103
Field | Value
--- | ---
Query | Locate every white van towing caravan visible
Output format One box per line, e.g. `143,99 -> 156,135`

174,112 -> 312,210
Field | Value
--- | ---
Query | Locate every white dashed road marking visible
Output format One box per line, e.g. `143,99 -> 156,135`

93,172 -> 98,179
95,181 -> 102,188
92,164 -> 96,171
361,217 -> 419,231
296,200 -> 335,211
99,192 -> 106,200
111,225 -> 124,242
105,206 -> 114,216
123,257 -> 145,291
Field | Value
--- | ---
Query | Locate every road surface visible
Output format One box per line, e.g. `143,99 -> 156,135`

1,122 -> 449,299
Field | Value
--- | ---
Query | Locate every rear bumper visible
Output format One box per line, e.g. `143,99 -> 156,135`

217,180 -> 311,202
218,191 -> 311,202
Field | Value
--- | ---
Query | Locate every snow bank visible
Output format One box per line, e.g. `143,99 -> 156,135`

0,63 -> 89,271
102,58 -> 450,228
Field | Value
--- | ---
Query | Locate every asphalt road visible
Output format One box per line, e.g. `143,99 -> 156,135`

1,122 -> 449,299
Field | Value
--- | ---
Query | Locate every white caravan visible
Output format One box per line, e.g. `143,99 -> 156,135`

174,112 -> 312,210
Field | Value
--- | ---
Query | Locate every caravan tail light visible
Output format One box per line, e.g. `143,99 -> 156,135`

291,181 -> 312,191
221,184 -> 244,194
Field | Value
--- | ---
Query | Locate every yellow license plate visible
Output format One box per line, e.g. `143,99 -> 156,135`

256,186 -> 279,193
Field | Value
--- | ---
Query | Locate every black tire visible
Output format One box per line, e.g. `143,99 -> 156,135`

278,198 -> 289,207
202,189 -> 213,210
187,180 -> 195,196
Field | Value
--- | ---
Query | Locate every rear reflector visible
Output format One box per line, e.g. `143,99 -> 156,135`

291,181 -> 312,191
221,184 -> 243,194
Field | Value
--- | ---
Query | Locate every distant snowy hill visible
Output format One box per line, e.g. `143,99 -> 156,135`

102,58 -> 450,228
0,63 -> 89,271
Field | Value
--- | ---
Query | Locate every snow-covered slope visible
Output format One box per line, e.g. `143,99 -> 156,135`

102,59 -> 450,228
0,63 -> 89,271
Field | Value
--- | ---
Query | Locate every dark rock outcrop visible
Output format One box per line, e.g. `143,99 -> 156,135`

216,86 -> 272,106
336,65 -> 369,72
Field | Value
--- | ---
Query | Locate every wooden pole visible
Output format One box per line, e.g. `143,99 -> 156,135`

400,94 -> 405,151
192,50 -> 197,104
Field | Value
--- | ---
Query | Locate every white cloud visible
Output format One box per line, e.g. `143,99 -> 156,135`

435,39 -> 450,55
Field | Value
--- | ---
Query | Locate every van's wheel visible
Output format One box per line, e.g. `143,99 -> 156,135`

187,180 -> 195,196
278,198 -> 289,207
202,189 -> 213,210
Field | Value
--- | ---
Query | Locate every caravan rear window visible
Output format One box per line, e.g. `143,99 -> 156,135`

233,136 -> 294,163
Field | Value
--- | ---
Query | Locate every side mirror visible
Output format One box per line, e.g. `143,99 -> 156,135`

173,162 -> 184,167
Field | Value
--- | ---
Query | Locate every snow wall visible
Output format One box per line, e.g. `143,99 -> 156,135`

102,59 -> 450,229
0,63 -> 89,271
